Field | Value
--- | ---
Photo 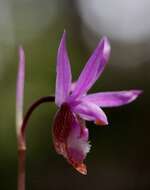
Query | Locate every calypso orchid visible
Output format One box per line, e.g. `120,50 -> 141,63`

52,31 -> 142,175
16,33 -> 142,190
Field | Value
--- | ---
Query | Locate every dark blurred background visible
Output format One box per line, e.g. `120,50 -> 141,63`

0,0 -> 149,189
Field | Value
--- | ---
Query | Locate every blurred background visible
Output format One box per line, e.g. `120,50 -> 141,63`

0,0 -> 149,189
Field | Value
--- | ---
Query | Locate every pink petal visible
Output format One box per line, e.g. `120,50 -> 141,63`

67,119 -> 90,157
67,119 -> 90,175
55,31 -> 72,106
83,90 -> 142,108
16,47 -> 25,133
73,101 -> 108,125
70,37 -> 110,100
52,103 -> 90,175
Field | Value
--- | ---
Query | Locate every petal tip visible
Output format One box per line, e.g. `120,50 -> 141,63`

74,163 -> 87,175
101,36 -> 111,59
129,89 -> 143,102
95,119 -> 108,126
63,29 -> 66,33
58,31 -> 67,49
101,36 -> 110,44
19,46 -> 25,62
132,90 -> 143,96
62,30 -> 67,41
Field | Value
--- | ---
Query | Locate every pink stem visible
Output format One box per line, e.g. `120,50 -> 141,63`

18,147 -> 26,190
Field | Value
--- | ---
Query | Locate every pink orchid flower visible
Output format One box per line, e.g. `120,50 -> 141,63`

52,31 -> 142,175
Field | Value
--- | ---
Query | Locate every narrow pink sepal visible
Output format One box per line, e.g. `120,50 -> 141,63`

70,37 -> 111,100
55,31 -> 72,107
16,46 -> 25,134
82,90 -> 142,108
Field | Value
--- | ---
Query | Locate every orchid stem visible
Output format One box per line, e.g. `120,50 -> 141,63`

18,96 -> 55,190
18,148 -> 25,190
21,96 -> 55,139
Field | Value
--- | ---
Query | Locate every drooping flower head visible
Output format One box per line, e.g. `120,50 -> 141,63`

52,31 -> 142,175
